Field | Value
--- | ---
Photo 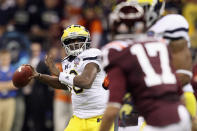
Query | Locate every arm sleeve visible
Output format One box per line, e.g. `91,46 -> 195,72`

108,66 -> 127,104
81,58 -> 101,71
81,49 -> 103,71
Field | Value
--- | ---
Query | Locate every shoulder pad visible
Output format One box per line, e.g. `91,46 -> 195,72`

150,14 -> 189,34
149,14 -> 190,45
79,48 -> 102,60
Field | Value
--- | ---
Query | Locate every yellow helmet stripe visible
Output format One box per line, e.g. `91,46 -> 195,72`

61,24 -> 89,42
65,27 -> 89,36
127,0 -> 163,5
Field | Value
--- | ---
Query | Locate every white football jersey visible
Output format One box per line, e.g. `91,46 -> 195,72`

61,48 -> 109,118
149,14 -> 190,47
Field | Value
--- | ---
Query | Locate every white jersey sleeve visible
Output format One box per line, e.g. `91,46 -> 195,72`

149,14 -> 190,47
79,48 -> 102,70
61,48 -> 109,119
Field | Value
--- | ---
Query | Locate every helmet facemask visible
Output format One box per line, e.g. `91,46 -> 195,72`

61,24 -> 91,56
140,0 -> 165,28
62,36 -> 90,56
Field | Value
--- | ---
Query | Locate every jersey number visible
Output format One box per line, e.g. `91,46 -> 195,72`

69,70 -> 83,94
130,42 -> 176,87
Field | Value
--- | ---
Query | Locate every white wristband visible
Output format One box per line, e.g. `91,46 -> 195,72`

107,102 -> 122,109
59,72 -> 75,86
176,69 -> 193,79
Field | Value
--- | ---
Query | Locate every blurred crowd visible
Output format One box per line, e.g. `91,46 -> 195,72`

0,0 -> 197,131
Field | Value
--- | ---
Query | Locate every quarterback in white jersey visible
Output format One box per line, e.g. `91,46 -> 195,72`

61,48 -> 108,118
28,24 -> 114,131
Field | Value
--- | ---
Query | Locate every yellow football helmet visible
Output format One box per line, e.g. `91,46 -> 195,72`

61,24 -> 91,56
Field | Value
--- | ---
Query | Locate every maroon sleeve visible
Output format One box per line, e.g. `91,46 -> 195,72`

108,66 -> 126,104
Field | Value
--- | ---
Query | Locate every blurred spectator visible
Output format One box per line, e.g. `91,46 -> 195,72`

39,0 -> 62,29
48,47 -> 72,131
183,1 -> 197,37
0,31 -> 30,68
47,23 -> 62,48
0,49 -> 17,131
28,0 -> 43,7
29,42 -> 43,68
82,0 -> 100,9
66,0 -> 83,11
5,33 -> 30,131
22,42 -> 45,131
12,0 -> 39,33
22,43 -> 42,131
94,0 -> 115,47
22,41 -> 54,131
0,30 -> 30,131
0,0 -> 15,36
60,2 -> 82,29
78,6 -> 103,48
22,42 -> 43,97
183,1 -> 197,48
59,2 -> 83,48
30,0 -> 63,40
190,33 -> 197,48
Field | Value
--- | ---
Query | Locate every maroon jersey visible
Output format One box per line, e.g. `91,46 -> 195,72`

102,37 -> 181,126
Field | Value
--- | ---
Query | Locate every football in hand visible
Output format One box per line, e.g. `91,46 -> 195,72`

12,65 -> 33,88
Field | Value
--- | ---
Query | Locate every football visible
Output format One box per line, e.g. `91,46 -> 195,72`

12,65 -> 33,88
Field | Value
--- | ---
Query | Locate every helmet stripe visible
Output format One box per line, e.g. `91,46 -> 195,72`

127,0 -> 159,5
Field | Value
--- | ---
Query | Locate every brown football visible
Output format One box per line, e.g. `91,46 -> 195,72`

12,65 -> 33,88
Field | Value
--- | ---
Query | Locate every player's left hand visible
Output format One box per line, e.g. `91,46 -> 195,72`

45,54 -> 60,76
